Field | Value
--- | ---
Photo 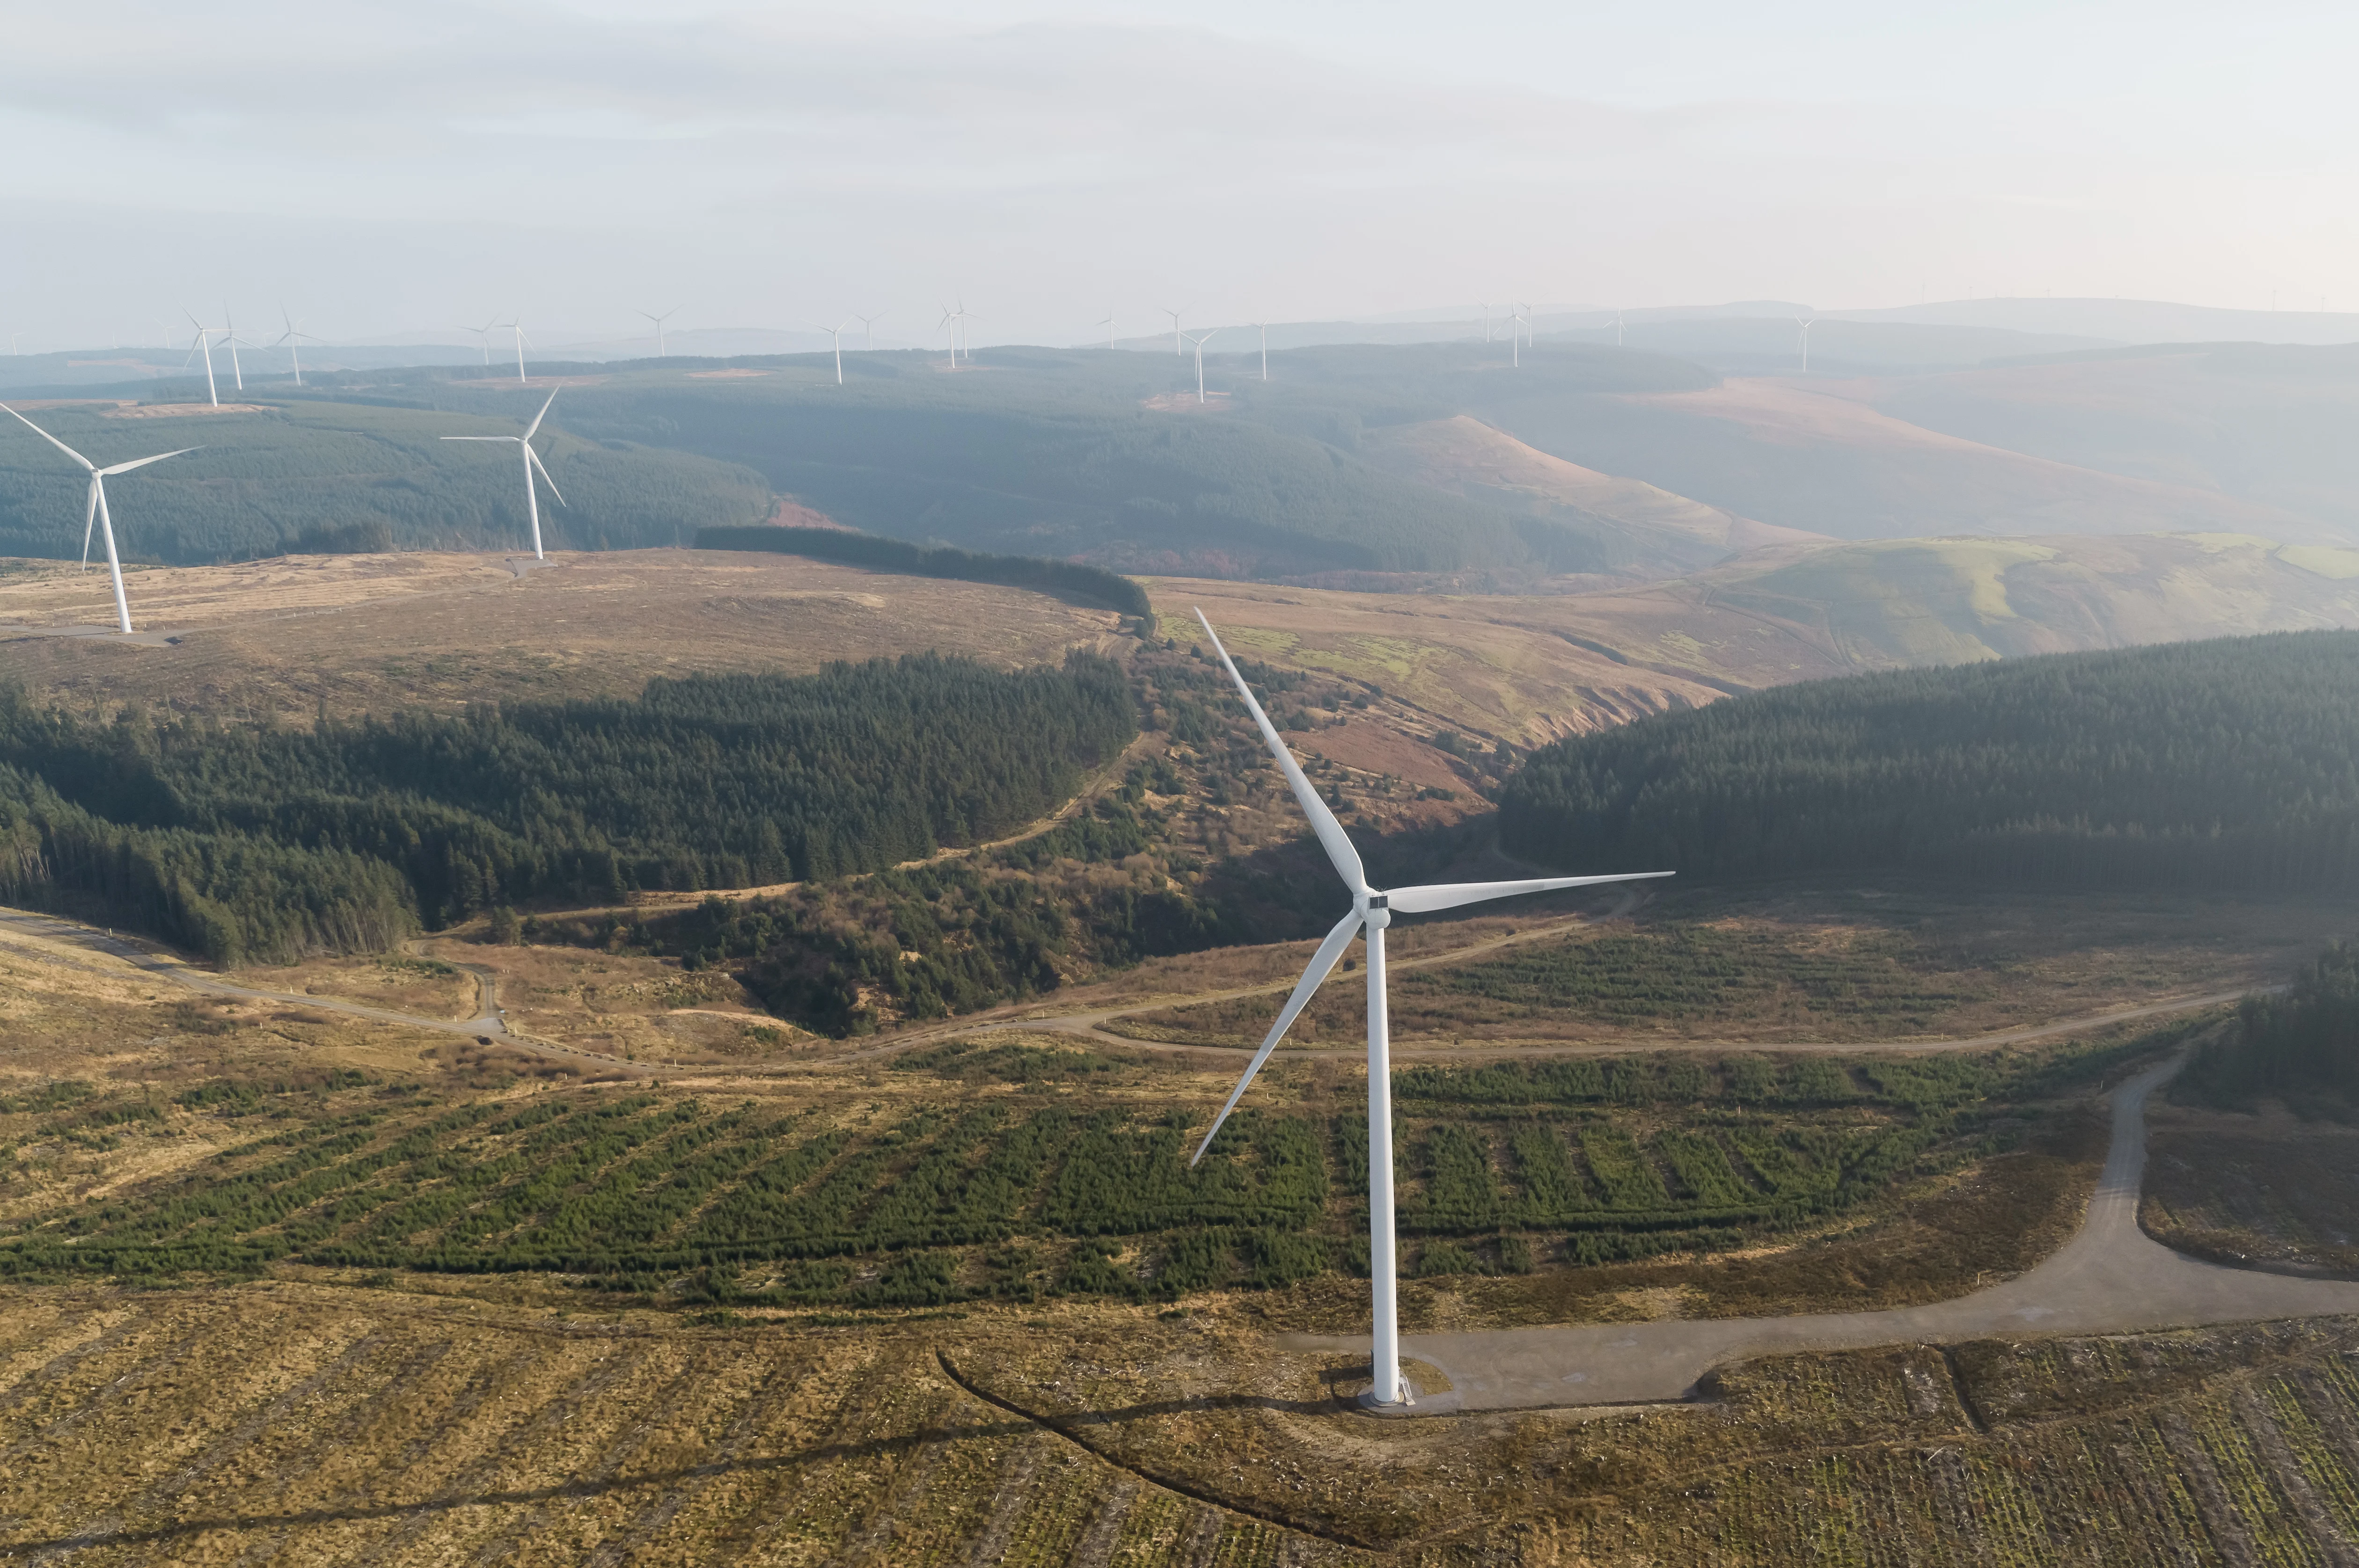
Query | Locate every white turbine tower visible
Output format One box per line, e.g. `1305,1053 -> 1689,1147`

822,320 -> 849,384
855,312 -> 886,350
182,314 -> 223,407
1181,328 -> 1218,403
1612,308 -> 1626,346
273,310 -> 324,387
461,315 -> 502,365
216,307 -> 253,393
1099,308 -> 1116,349
1248,322 -> 1270,381
637,306 -> 679,357
442,388 -> 564,560
1187,610 -> 1670,1410
1510,303 -> 1531,366
1160,304 -> 1187,355
506,318 -> 532,384
2,405 -> 198,635
1795,315 -> 1816,372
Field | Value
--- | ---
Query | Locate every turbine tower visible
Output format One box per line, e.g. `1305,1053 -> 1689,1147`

506,319 -> 535,384
1248,322 -> 1270,381
461,316 -> 502,365
637,306 -> 680,356
216,307 -> 251,392
1510,303 -> 1530,366
855,312 -> 886,350
822,320 -> 849,384
273,309 -> 324,387
1187,610 -> 1670,1410
1795,315 -> 1816,372
1160,305 -> 1187,355
2,404 -> 198,635
182,313 -> 223,407
441,388 -> 565,560
1181,328 -> 1218,403
1099,308 -> 1116,349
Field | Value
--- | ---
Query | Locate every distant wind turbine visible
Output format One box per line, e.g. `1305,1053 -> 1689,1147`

442,388 -> 564,560
1795,315 -> 1817,372
2,404 -> 198,635
1181,328 -> 1218,403
506,319 -> 531,384
1247,322 -> 1270,381
217,307 -> 251,392
1480,301 -> 1493,342
1612,308 -> 1625,346
461,316 -> 503,365
1099,308 -> 1116,349
273,309 -> 324,387
1160,305 -> 1187,356
637,306 -> 680,356
182,313 -> 223,407
822,320 -> 849,384
1186,610 -> 1671,1410
1510,302 -> 1530,366
855,312 -> 886,350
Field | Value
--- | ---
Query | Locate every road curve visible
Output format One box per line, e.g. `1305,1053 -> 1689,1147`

0,907 -> 650,1077
1281,1054 -> 2359,1414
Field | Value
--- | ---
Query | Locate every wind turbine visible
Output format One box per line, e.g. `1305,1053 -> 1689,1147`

217,307 -> 252,393
637,306 -> 679,356
441,388 -> 564,559
507,319 -> 531,384
461,315 -> 503,365
1186,610 -> 1671,1410
821,320 -> 849,384
1160,305 -> 1187,355
1247,322 -> 1270,381
2,404 -> 198,635
1099,308 -> 1116,349
1510,303 -> 1530,366
1795,315 -> 1816,372
1612,308 -> 1625,346
855,312 -> 886,350
1180,328 -> 1219,403
182,313 -> 223,407
273,310 -> 324,387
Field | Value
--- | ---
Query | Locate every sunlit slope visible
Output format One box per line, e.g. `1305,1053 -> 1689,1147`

1850,344 -> 2359,535
0,396 -> 771,562
1357,414 -> 1826,576
1487,376 -> 2327,543
1150,533 -> 2359,740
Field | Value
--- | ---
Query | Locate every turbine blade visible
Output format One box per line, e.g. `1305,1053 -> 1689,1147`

439,436 -> 517,442
1189,909 -> 1361,1168
527,444 -> 566,507
524,386 -> 559,439
1194,609 -> 1367,894
0,404 -> 94,471
1385,871 -> 1674,916
96,447 -> 198,477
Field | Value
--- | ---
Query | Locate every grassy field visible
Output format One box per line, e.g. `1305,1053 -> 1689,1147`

1108,885 -> 2343,1049
2144,1101 -> 2359,1277
2,1284 -> 2357,1561
0,549 -> 1127,726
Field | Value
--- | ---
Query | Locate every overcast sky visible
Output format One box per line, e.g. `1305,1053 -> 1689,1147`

7,0 -> 2353,350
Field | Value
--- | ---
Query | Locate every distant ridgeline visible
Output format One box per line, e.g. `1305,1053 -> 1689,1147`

0,653 -> 1134,965
2180,941 -> 2359,1113
696,525 -> 1152,615
1500,629 -> 2359,893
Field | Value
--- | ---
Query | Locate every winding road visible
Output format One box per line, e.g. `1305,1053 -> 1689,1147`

1282,1054 -> 2359,1413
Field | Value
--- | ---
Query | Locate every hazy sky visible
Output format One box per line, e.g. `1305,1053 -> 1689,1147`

7,0 -> 2353,349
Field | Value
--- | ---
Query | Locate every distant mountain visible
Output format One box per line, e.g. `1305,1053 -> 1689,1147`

1832,296 -> 2359,349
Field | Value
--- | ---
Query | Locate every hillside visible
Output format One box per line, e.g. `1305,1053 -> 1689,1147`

1499,628 -> 2359,894
0,395 -> 772,563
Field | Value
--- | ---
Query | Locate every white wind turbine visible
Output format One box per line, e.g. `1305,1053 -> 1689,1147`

182,312 -> 223,407
1248,322 -> 1270,381
1510,303 -> 1531,366
216,306 -> 253,392
821,320 -> 849,384
1795,315 -> 1816,372
442,388 -> 564,560
855,312 -> 886,351
1099,308 -> 1116,349
1181,328 -> 1218,403
1187,611 -> 1670,1410
637,306 -> 680,357
273,309 -> 324,387
1160,304 -> 1187,355
1612,308 -> 1626,346
461,315 -> 503,365
2,405 -> 198,635
506,318 -> 532,384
